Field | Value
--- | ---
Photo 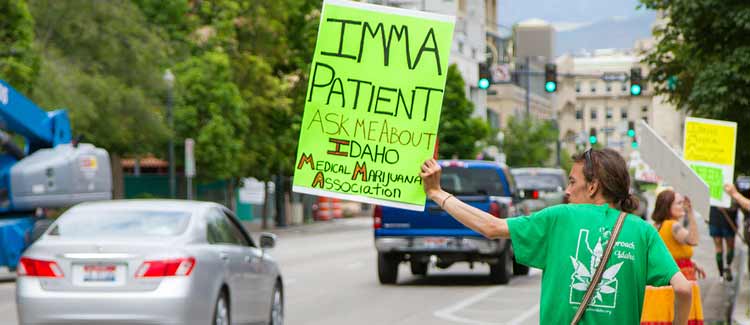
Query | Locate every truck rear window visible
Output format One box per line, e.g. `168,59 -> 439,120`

441,167 -> 506,196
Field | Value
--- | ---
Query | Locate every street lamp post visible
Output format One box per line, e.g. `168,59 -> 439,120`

164,69 -> 176,198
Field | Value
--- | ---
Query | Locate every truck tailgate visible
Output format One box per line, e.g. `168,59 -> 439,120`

376,196 -> 489,237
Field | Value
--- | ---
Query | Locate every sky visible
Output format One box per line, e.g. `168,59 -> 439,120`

496,0 -> 657,54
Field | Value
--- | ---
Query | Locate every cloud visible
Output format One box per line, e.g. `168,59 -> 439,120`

552,21 -> 595,32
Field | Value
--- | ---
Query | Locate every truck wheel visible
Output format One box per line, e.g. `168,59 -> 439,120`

378,253 -> 399,284
489,246 -> 512,284
510,244 -> 530,275
513,259 -> 530,276
410,261 -> 428,276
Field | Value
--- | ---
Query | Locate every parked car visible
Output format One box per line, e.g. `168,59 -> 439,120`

511,168 -> 567,214
16,200 -> 283,325
373,160 -> 526,285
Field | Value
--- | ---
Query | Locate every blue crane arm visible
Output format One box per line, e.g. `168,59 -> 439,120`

0,80 -> 71,153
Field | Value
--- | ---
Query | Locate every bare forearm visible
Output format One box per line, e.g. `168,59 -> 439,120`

431,190 -> 509,239
733,192 -> 750,211
671,273 -> 692,325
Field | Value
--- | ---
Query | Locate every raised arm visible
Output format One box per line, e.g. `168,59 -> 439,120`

726,184 -> 750,211
420,159 -> 509,239
672,197 -> 699,246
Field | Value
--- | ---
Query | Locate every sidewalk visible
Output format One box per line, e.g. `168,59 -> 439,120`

692,217 -> 741,324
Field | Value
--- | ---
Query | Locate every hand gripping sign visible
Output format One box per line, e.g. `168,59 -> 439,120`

292,0 -> 455,211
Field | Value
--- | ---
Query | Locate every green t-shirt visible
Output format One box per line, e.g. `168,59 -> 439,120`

507,203 -> 679,324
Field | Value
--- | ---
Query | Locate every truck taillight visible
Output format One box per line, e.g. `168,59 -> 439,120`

136,257 -> 195,278
532,190 -> 540,199
489,202 -> 502,218
18,257 -> 64,278
373,205 -> 382,229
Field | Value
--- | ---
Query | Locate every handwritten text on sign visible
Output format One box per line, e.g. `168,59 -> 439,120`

683,117 -> 737,208
292,0 -> 455,211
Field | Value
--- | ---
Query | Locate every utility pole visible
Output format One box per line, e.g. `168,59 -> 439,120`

525,56 -> 531,118
163,69 -> 176,198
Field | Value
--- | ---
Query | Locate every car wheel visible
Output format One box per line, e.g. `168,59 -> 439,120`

489,245 -> 512,284
269,282 -> 284,325
377,252 -> 398,284
213,291 -> 230,325
410,261 -> 428,276
511,244 -> 530,275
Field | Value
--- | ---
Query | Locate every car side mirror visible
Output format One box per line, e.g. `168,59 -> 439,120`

260,233 -> 277,249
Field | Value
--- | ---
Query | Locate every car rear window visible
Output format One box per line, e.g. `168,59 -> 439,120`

441,167 -> 506,196
49,209 -> 192,237
513,174 -> 565,190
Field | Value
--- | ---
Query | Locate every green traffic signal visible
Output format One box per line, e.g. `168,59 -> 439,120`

478,78 -> 490,90
630,84 -> 641,96
589,136 -> 597,144
631,141 -> 638,149
545,81 -> 557,93
627,129 -> 635,137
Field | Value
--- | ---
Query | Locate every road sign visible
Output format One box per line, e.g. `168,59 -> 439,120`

638,120 -> 710,219
601,72 -> 627,82
491,63 -> 511,83
185,138 -> 195,177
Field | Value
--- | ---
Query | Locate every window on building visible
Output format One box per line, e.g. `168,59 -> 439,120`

575,82 -> 581,93
472,48 -> 477,59
458,42 -> 464,54
621,82 -> 627,92
575,109 -> 583,120
590,81 -> 597,93
606,82 -> 612,92
487,110 -> 500,130
590,108 -> 598,120
606,107 -> 613,119
621,108 -> 628,119
642,105 -> 649,113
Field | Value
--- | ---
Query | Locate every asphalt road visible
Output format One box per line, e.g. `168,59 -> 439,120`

0,217 -> 543,325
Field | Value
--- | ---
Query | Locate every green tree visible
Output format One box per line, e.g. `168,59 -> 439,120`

502,115 -> 557,167
28,0 -> 169,155
0,0 -> 39,93
439,64 -> 491,159
638,0 -> 750,174
172,50 -> 247,181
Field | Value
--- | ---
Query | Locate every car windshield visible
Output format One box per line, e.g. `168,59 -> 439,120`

513,174 -> 565,191
440,167 -> 506,196
49,209 -> 192,237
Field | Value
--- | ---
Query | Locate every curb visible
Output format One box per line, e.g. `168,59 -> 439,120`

732,248 -> 749,324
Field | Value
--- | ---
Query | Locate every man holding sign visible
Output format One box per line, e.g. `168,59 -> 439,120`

293,0 -> 454,211
421,149 -> 693,324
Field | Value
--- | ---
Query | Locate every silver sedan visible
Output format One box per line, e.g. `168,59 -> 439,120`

16,200 -> 283,325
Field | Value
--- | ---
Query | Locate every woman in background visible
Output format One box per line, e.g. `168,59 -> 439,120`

641,189 -> 705,324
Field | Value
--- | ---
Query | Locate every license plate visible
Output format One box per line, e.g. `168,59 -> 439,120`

423,237 -> 449,248
73,264 -> 125,286
83,265 -> 116,282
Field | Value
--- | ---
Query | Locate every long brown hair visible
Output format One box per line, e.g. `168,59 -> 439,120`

651,190 -> 676,224
571,148 -> 639,213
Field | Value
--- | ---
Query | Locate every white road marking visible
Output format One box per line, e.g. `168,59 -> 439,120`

345,261 -> 364,270
433,286 -> 504,324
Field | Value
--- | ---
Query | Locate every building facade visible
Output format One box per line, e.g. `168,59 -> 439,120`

555,48 -> 685,157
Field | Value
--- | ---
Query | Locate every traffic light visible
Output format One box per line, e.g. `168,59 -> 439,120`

630,67 -> 642,96
478,63 -> 491,90
631,137 -> 638,149
627,121 -> 635,137
589,128 -> 597,145
545,63 -> 557,93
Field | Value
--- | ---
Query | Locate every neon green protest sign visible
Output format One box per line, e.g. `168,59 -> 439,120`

292,0 -> 455,211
